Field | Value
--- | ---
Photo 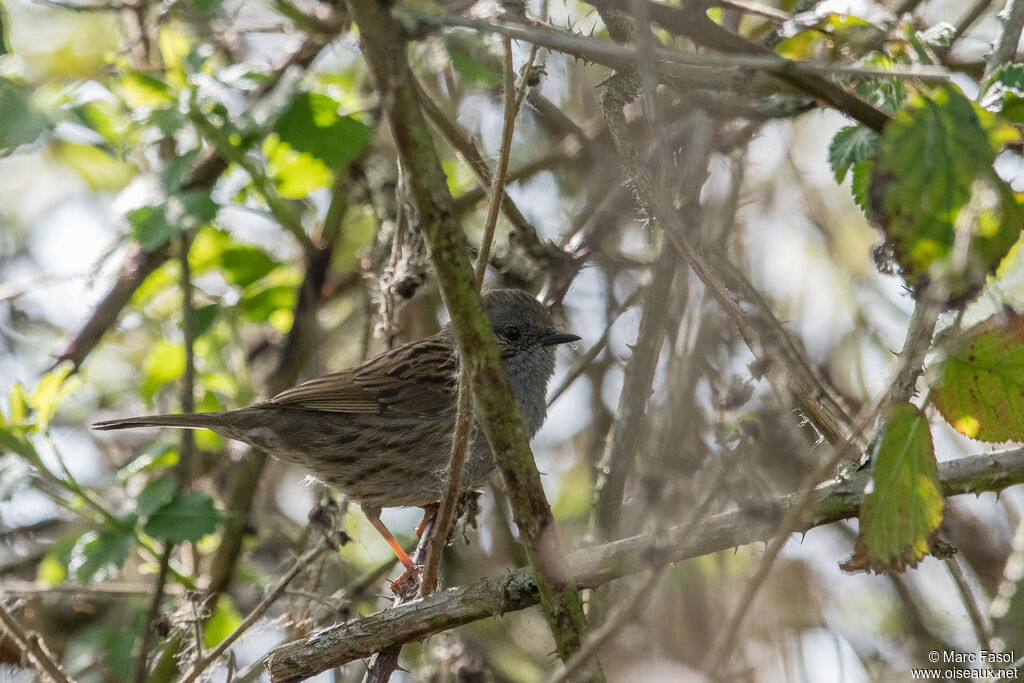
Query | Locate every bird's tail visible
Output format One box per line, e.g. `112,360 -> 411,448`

92,413 -> 225,431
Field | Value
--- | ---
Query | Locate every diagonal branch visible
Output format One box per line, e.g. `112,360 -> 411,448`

265,447 -> 1024,681
344,0 -> 597,675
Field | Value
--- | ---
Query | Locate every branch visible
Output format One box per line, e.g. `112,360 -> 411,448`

984,0 -> 1024,82
265,447 -> 1024,681
0,601 -> 74,683
55,26 -> 343,372
345,0 -> 596,673
438,13 -> 918,133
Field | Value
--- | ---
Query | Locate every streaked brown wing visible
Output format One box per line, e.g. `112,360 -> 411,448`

268,337 -> 456,416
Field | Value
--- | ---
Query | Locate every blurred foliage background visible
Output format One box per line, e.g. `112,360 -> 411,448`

3,0 -> 1024,681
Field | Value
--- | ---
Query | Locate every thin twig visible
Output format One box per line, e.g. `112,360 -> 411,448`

944,556 -> 993,654
475,37 -> 517,287
548,569 -> 663,683
984,0 -> 1024,82
421,37 -> 521,597
547,288 -> 643,407
421,36 -> 524,597
265,446 -> 1024,680
179,537 -> 331,683
0,601 -> 74,683
133,543 -> 173,683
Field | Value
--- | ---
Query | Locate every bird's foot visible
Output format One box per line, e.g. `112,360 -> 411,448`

388,564 -> 423,598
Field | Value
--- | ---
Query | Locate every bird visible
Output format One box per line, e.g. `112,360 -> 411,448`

93,289 -> 580,575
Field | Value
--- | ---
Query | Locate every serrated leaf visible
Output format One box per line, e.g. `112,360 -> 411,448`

141,340 -> 185,402
135,474 -> 178,518
875,86 -> 1023,297
933,314 -> 1024,442
851,160 -> 873,214
69,530 -> 133,582
273,93 -> 372,168
143,490 -> 220,542
203,597 -> 242,649
829,125 -> 879,183
841,403 -> 942,573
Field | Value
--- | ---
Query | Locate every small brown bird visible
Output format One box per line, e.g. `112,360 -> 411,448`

93,289 -> 579,572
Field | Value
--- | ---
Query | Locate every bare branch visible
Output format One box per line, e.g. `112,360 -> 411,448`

265,447 -> 1024,681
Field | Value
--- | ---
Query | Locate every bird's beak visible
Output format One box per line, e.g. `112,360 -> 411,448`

539,330 -> 582,347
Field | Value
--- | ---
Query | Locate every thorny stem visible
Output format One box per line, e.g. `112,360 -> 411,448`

265,447 -> 1024,680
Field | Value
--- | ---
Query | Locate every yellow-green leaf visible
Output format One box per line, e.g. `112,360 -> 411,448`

203,596 -> 242,649
933,313 -> 1024,442
29,362 -> 80,430
141,341 -> 185,402
841,403 -> 942,573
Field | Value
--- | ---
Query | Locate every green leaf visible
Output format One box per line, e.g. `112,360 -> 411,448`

160,149 -> 200,191
874,86 -> 1022,297
179,190 -> 219,223
0,78 -> 51,148
141,340 -> 185,402
203,596 -> 242,649
143,490 -> 220,542
221,246 -> 280,288
851,160 -> 873,214
69,530 -> 134,582
55,142 -> 138,191
192,303 -> 220,338
29,363 -> 80,430
982,63 -> 1024,124
239,285 -> 296,322
130,205 -> 178,250
263,133 -> 333,198
273,92 -> 372,168
445,43 -> 500,86
0,426 -> 39,462
846,53 -> 907,115
841,403 -> 942,573
37,535 -> 77,586
135,474 -> 178,518
828,125 -> 879,183
8,381 -> 28,424
119,71 -> 176,107
932,313 -> 1024,442
73,99 -> 130,150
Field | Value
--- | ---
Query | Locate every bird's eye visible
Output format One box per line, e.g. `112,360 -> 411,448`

503,326 -> 522,341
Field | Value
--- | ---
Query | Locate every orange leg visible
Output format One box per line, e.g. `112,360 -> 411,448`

416,503 -> 440,538
364,512 -> 416,571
